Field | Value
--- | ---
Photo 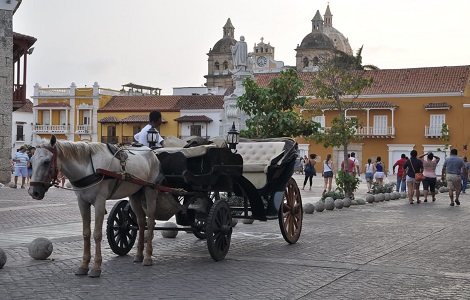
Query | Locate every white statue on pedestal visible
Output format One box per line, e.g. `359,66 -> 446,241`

231,36 -> 248,71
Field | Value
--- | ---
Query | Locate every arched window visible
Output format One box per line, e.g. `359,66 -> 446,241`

313,56 -> 319,65
214,61 -> 220,70
223,61 -> 228,70
303,57 -> 309,68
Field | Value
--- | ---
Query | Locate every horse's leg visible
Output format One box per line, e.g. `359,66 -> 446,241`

129,195 -> 146,263
143,188 -> 158,266
75,201 -> 91,275
88,198 -> 107,278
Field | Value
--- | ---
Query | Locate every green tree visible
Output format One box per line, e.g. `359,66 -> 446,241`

310,52 -> 373,197
332,46 -> 379,70
237,69 -> 320,138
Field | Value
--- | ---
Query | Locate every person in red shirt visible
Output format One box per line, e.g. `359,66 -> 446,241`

393,154 -> 407,192
341,154 -> 356,175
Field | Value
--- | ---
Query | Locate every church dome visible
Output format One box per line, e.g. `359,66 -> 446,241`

210,37 -> 237,54
298,32 -> 334,50
323,27 -> 353,55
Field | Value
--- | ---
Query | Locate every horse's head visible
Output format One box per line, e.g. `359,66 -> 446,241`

28,135 -> 59,200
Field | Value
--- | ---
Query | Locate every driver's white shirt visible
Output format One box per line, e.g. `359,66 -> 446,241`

134,124 -> 164,147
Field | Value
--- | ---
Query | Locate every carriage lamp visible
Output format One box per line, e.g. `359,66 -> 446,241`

227,122 -> 239,152
147,126 -> 159,148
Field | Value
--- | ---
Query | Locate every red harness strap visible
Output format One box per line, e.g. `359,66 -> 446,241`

96,168 -> 174,193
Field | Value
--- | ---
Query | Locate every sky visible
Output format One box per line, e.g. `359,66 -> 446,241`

12,0 -> 470,97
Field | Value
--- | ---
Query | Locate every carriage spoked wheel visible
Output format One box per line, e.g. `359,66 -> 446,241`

106,200 -> 138,255
278,177 -> 303,244
206,199 -> 232,261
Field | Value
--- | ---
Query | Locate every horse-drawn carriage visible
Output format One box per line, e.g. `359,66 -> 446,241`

105,136 -> 303,261
29,134 -> 302,276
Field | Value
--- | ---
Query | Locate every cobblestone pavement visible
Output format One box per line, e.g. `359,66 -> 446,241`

1,175 -> 470,299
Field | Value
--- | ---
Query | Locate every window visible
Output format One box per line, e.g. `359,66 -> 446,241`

429,114 -> 445,136
313,56 -> 319,65
373,115 -> 388,135
223,61 -> 228,70
60,111 -> 66,125
214,61 -> 220,70
303,57 -> 309,68
42,111 -> 50,125
83,111 -> 90,125
16,124 -> 24,141
313,115 -> 325,133
190,125 -> 202,137
107,126 -> 116,136
133,125 -> 141,135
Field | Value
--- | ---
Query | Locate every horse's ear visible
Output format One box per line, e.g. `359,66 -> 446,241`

50,135 -> 57,147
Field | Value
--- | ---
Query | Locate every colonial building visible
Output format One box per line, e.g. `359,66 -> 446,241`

11,99 -> 33,157
257,66 -> 470,175
31,82 -> 120,143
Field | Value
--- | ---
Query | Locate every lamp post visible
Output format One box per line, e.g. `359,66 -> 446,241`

227,122 -> 239,152
147,126 -> 158,148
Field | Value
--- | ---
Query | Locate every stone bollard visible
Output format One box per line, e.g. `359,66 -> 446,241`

28,238 -> 53,260
356,198 -> 366,205
325,198 -> 335,210
334,199 -> 344,209
343,198 -> 352,207
303,203 -> 315,214
161,222 -> 178,238
400,192 -> 407,199
384,193 -> 391,201
366,195 -> 375,203
242,218 -> 255,224
314,201 -> 325,212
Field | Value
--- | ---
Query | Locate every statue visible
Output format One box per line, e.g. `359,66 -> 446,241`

231,36 -> 248,71
246,52 -> 254,72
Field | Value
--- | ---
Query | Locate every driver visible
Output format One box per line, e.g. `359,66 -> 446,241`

134,110 -> 164,147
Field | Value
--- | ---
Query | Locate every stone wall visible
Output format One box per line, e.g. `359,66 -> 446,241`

0,8 -> 13,183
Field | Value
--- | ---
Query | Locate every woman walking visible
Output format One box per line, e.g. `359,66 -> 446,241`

322,154 -> 334,194
419,152 -> 440,202
403,150 -> 424,204
364,158 -> 376,193
374,157 -> 386,187
302,154 -> 317,191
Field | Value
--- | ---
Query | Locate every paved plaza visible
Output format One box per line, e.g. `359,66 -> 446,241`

1,174 -> 470,299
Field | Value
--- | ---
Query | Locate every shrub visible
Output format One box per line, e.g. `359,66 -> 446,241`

321,190 -> 345,202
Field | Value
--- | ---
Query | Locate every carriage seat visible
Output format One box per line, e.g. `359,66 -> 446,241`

237,142 -> 285,173
236,142 -> 285,189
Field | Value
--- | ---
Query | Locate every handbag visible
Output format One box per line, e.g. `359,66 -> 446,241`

409,159 -> 424,182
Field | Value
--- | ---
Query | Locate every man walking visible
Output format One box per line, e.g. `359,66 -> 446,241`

11,146 -> 29,189
393,154 -> 407,192
350,152 -> 361,178
442,149 -> 467,206
461,156 -> 470,193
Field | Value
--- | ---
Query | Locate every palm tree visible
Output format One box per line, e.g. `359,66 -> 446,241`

332,46 -> 379,70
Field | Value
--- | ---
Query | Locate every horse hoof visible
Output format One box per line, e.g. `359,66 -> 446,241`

133,255 -> 144,262
142,258 -> 153,266
75,267 -> 89,275
88,269 -> 101,278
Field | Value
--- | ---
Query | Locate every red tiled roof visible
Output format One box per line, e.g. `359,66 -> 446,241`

172,95 -> 224,110
16,99 -> 33,112
98,96 -> 180,112
304,101 -> 398,110
424,102 -> 452,109
98,95 -> 224,112
256,66 -> 470,96
174,115 -> 213,123
119,115 -> 168,123
35,102 -> 70,108
98,116 -> 119,123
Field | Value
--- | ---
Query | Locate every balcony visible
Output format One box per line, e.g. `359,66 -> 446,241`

425,126 -> 446,138
34,124 -> 70,133
101,136 -> 119,144
15,135 -> 25,141
77,125 -> 92,134
321,127 -> 395,138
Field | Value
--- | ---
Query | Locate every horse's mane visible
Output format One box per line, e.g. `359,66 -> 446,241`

38,138 -> 107,163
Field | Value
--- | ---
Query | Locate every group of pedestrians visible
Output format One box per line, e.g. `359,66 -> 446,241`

363,156 -> 388,193
301,153 -> 336,194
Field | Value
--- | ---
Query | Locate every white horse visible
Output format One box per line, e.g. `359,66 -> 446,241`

29,135 -> 161,277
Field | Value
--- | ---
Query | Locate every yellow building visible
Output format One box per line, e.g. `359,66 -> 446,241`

257,65 -> 470,175
32,82 -> 120,142
97,95 -> 224,144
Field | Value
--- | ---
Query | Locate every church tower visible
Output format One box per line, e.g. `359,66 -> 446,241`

322,4 -> 353,55
295,10 -> 335,72
204,18 -> 237,89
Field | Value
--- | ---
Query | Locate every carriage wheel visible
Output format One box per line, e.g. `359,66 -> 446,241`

106,200 -> 137,255
206,199 -> 232,261
192,220 -> 206,240
278,177 -> 302,244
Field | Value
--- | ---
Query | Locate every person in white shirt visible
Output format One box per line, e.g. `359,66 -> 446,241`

134,110 -> 164,147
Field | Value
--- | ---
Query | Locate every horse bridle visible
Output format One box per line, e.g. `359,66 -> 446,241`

29,145 -> 59,190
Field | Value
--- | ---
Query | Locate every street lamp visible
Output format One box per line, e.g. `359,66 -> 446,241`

227,122 -> 239,152
147,126 -> 158,148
